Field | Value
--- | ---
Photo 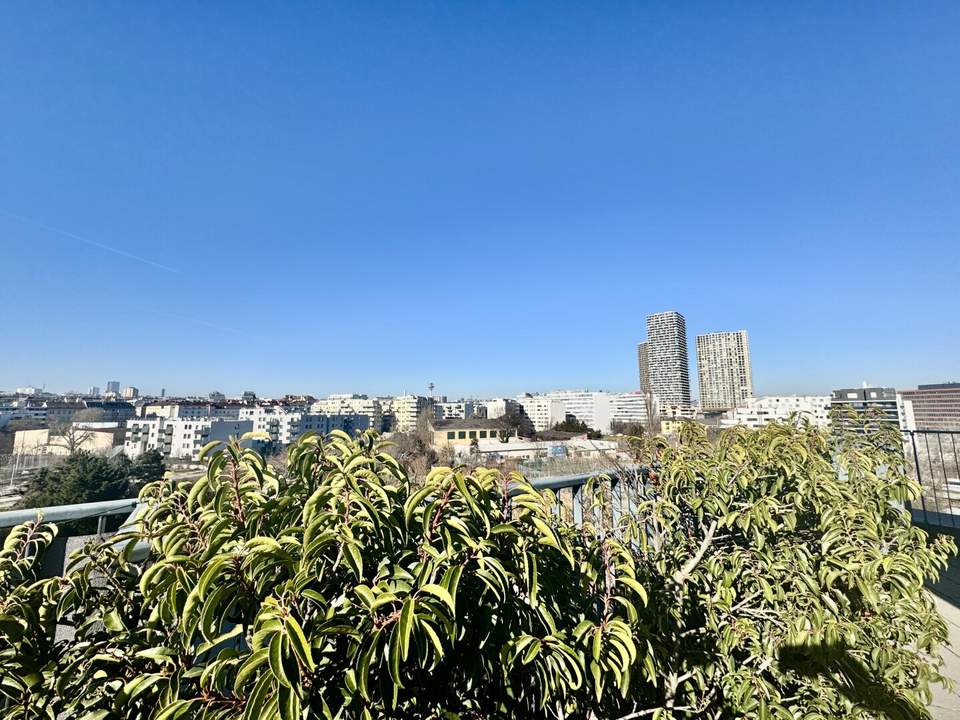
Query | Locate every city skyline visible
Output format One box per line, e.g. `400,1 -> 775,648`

2,4 -> 958,398
2,306 -> 951,401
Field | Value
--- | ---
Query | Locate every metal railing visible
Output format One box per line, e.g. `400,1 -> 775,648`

527,467 -> 643,526
904,430 -> 960,529
0,497 -> 142,532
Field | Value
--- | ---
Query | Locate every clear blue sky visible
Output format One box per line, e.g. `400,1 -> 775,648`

1,2 -> 957,399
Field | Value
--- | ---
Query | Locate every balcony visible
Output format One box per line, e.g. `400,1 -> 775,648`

2,428 -> 959,717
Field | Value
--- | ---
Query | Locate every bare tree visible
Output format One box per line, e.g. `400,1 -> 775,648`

46,422 -> 95,455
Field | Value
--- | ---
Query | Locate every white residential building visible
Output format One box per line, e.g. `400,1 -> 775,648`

609,391 -> 649,428
138,401 -> 242,420
389,395 -> 432,433
240,406 -> 371,446
515,394 -> 567,432
478,398 -> 520,420
544,390 -> 613,433
696,330 -> 753,411
311,394 -> 383,431
124,417 -> 254,460
0,400 -> 48,428
723,396 -> 830,429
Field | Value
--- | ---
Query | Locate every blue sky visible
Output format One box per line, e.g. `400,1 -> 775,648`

1,2 -> 957,399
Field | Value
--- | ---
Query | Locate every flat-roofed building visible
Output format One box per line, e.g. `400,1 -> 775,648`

830,387 -> 900,430
434,400 -> 477,421
515,394 -> 567,432
239,406 -> 370,446
722,395 -> 830,429
13,425 -> 122,456
695,330 -> 753,411
311,395 -> 383,428
124,417 -> 254,460
432,418 -> 516,449
899,383 -> 960,430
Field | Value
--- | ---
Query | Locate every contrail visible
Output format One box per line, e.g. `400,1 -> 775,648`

0,208 -> 180,274
147,310 -> 257,339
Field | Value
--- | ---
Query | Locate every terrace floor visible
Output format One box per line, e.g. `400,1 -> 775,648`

929,545 -> 960,718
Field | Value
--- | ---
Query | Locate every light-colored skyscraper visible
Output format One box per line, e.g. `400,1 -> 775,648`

695,330 -> 753,410
646,311 -> 691,413
106,380 -> 121,395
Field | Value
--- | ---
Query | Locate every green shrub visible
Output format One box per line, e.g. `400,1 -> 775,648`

0,420 -> 954,719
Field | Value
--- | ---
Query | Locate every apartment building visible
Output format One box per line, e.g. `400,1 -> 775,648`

389,395 -> 432,433
644,311 -> 691,413
138,401 -> 242,420
515,394 -> 566,432
82,400 -> 136,423
311,394 -> 383,431
124,417 -> 254,460
830,387 -> 900,430
723,395 -> 830,429
544,390 -> 613,433
239,406 -> 370,447
609,392 -> 649,428
43,402 -> 86,425
695,330 -> 753,411
434,400 -> 477,421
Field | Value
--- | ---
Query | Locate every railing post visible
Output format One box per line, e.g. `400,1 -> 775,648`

908,432 -> 928,526
96,515 -> 107,536
572,484 -> 583,526
611,478 -> 622,530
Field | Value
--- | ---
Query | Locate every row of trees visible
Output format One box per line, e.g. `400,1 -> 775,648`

0,419 -> 954,718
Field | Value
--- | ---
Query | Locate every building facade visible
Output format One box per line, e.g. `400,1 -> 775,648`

695,330 -> 753,411
609,391 -> 649,429
390,395 -> 432,433
239,406 -> 370,447
515,394 -> 567,433
311,394 -> 384,431
723,395 -> 830,429
899,383 -> 960,431
432,419 -> 514,449
645,311 -> 691,413
124,418 -> 254,460
434,400 -> 477,421
830,387 -> 900,430
543,391 -> 612,433
637,342 -> 650,396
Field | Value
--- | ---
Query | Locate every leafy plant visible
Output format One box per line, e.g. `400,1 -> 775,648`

0,419 -> 954,719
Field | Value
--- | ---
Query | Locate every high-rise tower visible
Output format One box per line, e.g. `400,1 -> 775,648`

645,311 -> 691,414
695,330 -> 753,410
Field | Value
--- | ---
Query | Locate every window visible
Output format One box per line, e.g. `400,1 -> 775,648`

447,431 -> 455,440
469,431 -> 476,439
458,431 -> 466,439
479,431 -> 487,438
